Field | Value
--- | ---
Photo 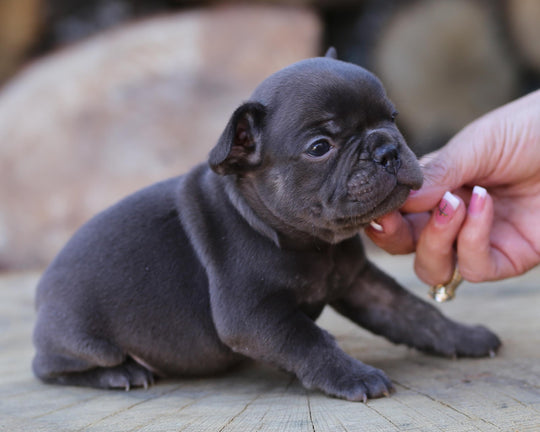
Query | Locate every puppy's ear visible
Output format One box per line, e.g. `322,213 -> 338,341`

325,47 -> 338,59
209,102 -> 266,175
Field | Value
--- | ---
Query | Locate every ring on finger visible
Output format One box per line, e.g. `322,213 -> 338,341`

429,267 -> 463,302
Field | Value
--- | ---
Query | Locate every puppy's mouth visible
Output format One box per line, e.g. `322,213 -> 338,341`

330,183 -> 410,230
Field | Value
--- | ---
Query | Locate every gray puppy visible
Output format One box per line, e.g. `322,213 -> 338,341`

33,50 -> 500,401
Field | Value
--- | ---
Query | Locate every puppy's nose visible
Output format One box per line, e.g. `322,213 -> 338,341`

372,143 -> 401,174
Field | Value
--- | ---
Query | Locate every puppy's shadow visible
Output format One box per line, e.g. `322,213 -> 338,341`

150,360 -> 305,401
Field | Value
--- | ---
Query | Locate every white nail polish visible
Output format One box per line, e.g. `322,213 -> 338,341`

369,221 -> 384,232
442,191 -> 460,210
472,185 -> 487,198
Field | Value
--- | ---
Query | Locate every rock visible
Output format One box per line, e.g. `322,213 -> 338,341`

0,5 -> 320,270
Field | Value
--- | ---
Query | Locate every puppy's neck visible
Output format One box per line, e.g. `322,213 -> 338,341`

224,176 -> 333,251
222,176 -> 280,247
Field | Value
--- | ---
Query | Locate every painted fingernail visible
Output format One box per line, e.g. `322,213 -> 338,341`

469,185 -> 487,216
369,220 -> 384,232
434,191 -> 460,225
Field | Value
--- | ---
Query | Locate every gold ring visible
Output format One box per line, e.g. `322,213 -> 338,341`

429,267 -> 463,302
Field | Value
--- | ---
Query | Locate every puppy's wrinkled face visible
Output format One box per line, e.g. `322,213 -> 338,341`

251,59 -> 422,242
210,58 -> 423,243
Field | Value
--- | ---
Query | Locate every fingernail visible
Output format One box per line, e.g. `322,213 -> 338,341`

434,191 -> 460,225
469,185 -> 487,216
409,189 -> 418,197
369,220 -> 384,232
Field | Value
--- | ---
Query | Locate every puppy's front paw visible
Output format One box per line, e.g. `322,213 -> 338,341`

304,360 -> 394,402
418,322 -> 501,358
451,324 -> 501,358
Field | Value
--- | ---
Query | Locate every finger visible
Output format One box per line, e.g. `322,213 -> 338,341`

456,186 -> 516,282
365,211 -> 431,255
401,150 -> 454,213
402,122 -> 492,214
365,211 -> 417,254
403,212 -> 431,243
414,191 -> 466,285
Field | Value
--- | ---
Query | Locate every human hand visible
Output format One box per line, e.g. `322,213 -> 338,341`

367,90 -> 540,284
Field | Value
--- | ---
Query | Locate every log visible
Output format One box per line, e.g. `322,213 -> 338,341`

373,0 -> 519,155
0,0 -> 42,83
3,257 -> 540,430
507,0 -> 540,73
321,0 -> 521,156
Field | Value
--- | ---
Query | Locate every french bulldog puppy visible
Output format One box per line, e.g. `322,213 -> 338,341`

33,49 -> 500,401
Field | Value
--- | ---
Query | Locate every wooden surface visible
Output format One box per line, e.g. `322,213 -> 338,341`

1,254 -> 540,431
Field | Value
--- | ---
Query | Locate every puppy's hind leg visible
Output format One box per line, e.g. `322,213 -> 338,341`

33,329 -> 153,390
34,356 -> 154,390
331,261 -> 501,358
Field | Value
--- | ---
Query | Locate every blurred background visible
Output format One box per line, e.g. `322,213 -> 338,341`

0,0 -> 539,272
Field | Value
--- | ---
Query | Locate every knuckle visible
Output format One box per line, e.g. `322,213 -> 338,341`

414,260 -> 445,286
459,226 -> 485,246
459,267 -> 486,283
421,231 -> 454,257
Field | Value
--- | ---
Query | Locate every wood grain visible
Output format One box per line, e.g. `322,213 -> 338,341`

1,254 -> 539,431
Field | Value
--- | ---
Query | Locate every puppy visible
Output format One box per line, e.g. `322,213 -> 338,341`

33,49 -> 500,401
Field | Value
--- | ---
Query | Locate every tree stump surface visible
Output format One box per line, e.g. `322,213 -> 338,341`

1,254 -> 540,431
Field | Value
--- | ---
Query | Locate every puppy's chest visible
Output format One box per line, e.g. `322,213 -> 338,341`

291,250 -> 362,305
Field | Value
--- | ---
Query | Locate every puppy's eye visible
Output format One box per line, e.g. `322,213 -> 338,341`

306,139 -> 332,157
391,111 -> 399,122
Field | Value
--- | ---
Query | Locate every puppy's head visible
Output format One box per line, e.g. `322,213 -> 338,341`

209,50 -> 423,243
